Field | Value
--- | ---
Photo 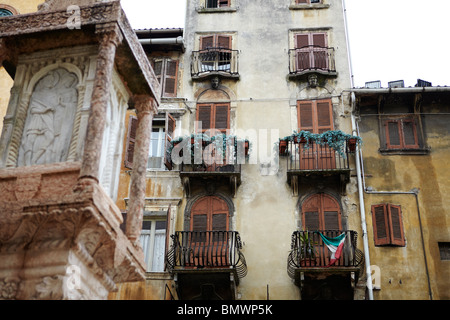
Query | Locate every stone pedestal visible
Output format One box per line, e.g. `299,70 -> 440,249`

0,163 -> 145,299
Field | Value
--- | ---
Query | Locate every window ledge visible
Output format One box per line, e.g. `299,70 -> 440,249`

145,272 -> 172,280
196,7 -> 238,13
289,4 -> 330,10
379,148 -> 431,155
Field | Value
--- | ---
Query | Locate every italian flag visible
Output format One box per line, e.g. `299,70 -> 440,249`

319,233 -> 346,267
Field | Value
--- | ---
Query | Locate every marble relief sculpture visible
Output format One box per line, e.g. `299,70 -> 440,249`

17,68 -> 78,166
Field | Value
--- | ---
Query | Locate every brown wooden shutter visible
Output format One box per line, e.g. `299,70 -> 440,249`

197,104 -> 212,132
219,0 -> 230,7
214,104 -> 230,132
164,205 -> 172,271
372,204 -> 391,246
201,36 -> 215,50
164,60 -> 178,97
297,0 -> 308,3
298,101 -> 314,131
164,113 -> 176,170
388,204 -> 405,246
303,194 -> 320,230
217,35 -> 231,49
124,115 -> 138,168
316,100 -> 333,133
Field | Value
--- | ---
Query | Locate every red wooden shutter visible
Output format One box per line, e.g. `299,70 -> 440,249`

302,194 -> 341,231
303,194 -> 320,230
124,115 -> 138,169
316,100 -> 333,133
298,101 -> 314,131
372,204 -> 391,246
214,104 -> 230,132
164,113 -> 176,170
388,204 -> 405,246
197,104 -> 212,132
312,33 -> 328,70
322,194 -> 341,230
164,60 -> 178,97
296,34 -> 311,71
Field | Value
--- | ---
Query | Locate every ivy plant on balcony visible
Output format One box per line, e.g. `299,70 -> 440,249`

168,133 -> 251,165
278,130 -> 362,157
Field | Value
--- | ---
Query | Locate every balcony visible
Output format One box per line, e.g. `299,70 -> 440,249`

281,136 -> 356,195
171,135 -> 248,197
191,47 -> 239,80
166,231 -> 247,300
288,46 -> 337,80
287,230 -> 364,299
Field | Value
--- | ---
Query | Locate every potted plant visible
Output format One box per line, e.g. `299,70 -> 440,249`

299,231 -> 317,267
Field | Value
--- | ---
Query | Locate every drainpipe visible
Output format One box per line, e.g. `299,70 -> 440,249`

139,36 -> 184,46
351,93 -> 374,300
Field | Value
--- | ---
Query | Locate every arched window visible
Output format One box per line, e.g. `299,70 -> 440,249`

0,8 -> 13,16
191,196 -> 229,233
301,193 -> 341,230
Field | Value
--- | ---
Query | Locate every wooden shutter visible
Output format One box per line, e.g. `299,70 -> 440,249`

197,104 -> 212,132
190,196 -> 229,232
297,0 -> 308,3
164,205 -> 172,261
219,0 -> 230,7
388,204 -> 405,246
298,100 -> 333,133
302,194 -> 341,231
214,104 -> 230,132
372,204 -> 392,246
316,100 -> 333,133
298,101 -> 314,131
164,60 -> 178,97
201,36 -> 215,50
217,35 -> 231,49
124,115 -> 138,168
164,113 -> 176,170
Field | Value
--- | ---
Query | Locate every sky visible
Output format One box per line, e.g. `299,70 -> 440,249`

121,0 -> 450,88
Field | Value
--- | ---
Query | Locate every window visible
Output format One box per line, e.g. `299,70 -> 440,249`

196,103 -> 230,133
296,0 -> 321,4
371,204 -> 405,246
140,218 -> 167,272
206,0 -> 230,8
0,8 -> 13,16
438,242 -> 450,261
294,32 -> 329,71
152,58 -> 178,98
384,117 -> 419,150
199,35 -> 232,73
302,193 -> 342,230
298,99 -> 333,133
124,113 -> 176,170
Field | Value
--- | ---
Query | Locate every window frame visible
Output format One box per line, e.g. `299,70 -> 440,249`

384,117 -> 420,150
297,99 -> 334,133
151,58 -> 179,98
301,193 -> 342,231
140,217 -> 168,272
371,204 -> 406,247
196,103 -> 230,133
205,0 -> 230,8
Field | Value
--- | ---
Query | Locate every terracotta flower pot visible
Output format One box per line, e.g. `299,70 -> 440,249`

348,138 -> 357,152
279,140 -> 287,155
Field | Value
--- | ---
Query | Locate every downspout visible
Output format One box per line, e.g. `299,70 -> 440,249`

351,92 -> 374,300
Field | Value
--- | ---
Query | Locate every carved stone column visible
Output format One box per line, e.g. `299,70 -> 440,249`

79,23 -> 123,183
126,95 -> 157,243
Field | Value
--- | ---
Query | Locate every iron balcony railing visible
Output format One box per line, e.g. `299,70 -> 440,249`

191,47 -> 239,78
285,139 -> 353,172
166,231 -> 248,280
289,45 -> 336,75
287,230 -> 364,279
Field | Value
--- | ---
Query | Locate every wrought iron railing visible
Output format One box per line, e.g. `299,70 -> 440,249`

287,230 -> 364,279
285,139 -> 353,172
166,231 -> 247,280
191,48 -> 239,77
289,46 -> 336,74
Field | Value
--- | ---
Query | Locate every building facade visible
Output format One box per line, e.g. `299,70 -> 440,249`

111,0 -> 369,300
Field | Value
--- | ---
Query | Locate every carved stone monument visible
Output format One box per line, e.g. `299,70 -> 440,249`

0,0 -> 160,299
